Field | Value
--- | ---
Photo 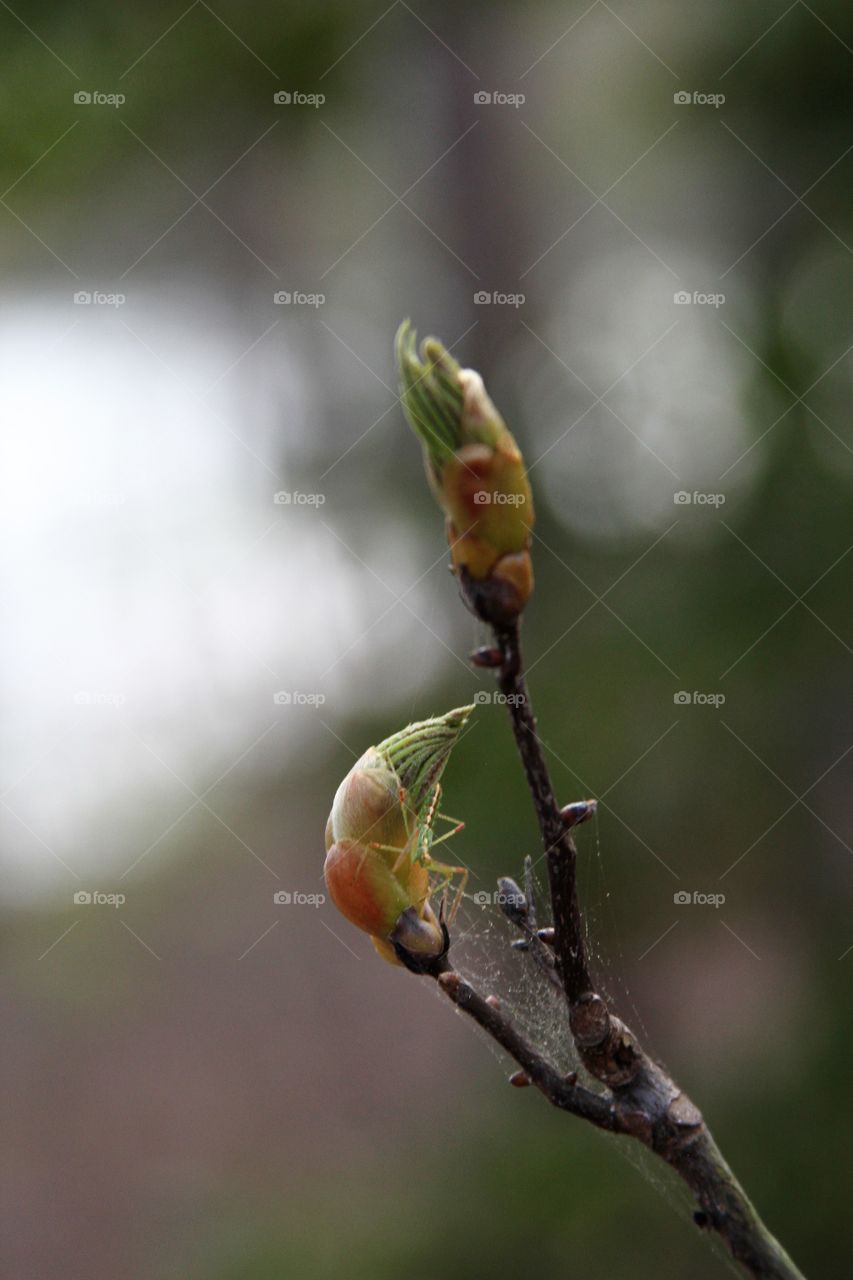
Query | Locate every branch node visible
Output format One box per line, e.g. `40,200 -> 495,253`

469,645 -> 503,669
560,799 -> 598,829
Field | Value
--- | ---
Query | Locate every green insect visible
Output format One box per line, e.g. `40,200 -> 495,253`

367,771 -> 469,927
324,706 -> 473,965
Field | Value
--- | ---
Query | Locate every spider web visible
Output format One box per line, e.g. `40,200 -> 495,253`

429,816 -> 741,1270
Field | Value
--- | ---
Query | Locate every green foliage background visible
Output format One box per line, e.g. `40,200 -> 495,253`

1,2 -> 850,1277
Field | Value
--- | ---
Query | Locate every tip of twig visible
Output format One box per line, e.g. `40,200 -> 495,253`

496,877 -> 528,925
509,1070 -> 531,1088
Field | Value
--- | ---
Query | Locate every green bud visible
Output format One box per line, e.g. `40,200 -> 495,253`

396,321 -> 534,624
324,706 -> 473,964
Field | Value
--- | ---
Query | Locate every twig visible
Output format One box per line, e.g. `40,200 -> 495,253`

392,325 -> 806,1277
497,864 -> 563,993
474,618 -> 807,1280
494,620 -> 592,1004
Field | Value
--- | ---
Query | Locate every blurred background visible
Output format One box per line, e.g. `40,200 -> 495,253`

1,1 -> 851,1276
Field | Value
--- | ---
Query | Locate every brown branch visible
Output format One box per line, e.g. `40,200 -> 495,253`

476,618 -> 807,1280
393,329 -> 805,1277
493,620 -> 592,1004
432,963 -> 617,1131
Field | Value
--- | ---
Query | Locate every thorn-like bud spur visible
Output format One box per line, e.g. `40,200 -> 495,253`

469,646 -> 503,669
560,799 -> 597,829
324,706 -> 473,966
496,876 -> 528,926
396,321 -> 535,625
510,927 -> 555,953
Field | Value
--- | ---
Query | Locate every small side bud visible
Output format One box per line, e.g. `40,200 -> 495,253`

485,994 -> 502,1010
560,799 -> 598,829
497,876 -> 528,925
509,1070 -> 531,1088
469,645 -> 503,668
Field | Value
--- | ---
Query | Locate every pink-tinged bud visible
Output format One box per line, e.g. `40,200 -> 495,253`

328,750 -> 410,853
323,707 -> 473,965
560,799 -> 597,829
324,838 -> 428,940
396,322 -> 534,624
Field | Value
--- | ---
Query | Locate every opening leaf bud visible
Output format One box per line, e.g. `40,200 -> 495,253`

324,706 -> 473,966
396,321 -> 535,624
